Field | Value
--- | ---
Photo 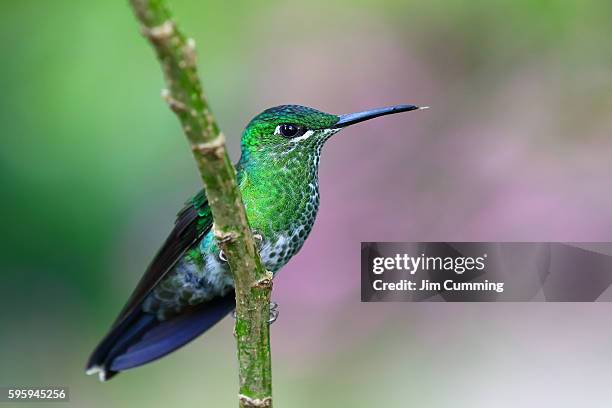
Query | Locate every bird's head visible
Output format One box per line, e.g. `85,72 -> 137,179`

239,104 -> 426,164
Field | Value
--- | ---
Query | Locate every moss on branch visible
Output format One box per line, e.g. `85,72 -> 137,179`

128,1 -> 273,406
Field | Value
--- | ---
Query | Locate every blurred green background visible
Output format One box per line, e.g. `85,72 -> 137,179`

2,0 -> 612,406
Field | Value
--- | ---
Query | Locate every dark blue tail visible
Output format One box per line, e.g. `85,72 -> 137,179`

86,293 -> 235,381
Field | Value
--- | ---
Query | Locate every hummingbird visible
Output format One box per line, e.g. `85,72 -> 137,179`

86,103 -> 426,381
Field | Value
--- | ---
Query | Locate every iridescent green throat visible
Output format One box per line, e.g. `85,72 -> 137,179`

237,127 -> 338,269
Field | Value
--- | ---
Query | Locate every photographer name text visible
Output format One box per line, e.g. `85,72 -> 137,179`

371,253 -> 504,293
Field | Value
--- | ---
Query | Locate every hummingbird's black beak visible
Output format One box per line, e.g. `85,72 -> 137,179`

333,104 -> 427,128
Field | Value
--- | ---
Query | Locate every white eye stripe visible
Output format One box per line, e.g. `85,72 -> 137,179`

289,130 -> 314,143
274,124 -> 314,142
274,126 -> 339,147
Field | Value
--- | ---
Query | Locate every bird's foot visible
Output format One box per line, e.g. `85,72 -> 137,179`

268,301 -> 279,324
218,231 -> 264,263
231,301 -> 279,325
252,230 -> 264,248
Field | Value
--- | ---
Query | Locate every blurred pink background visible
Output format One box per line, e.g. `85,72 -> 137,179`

2,0 -> 612,406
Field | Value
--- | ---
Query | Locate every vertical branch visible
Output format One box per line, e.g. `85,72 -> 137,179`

128,1 -> 272,406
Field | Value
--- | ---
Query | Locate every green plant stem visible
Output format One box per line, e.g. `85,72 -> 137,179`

128,1 -> 272,406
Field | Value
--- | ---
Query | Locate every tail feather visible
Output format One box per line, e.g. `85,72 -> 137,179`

86,292 -> 235,381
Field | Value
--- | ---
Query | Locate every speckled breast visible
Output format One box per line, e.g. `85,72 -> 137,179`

143,150 -> 323,320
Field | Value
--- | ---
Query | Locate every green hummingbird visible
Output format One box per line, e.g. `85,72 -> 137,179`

86,104 -> 426,380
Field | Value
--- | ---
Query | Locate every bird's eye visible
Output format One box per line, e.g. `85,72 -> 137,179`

277,124 -> 305,138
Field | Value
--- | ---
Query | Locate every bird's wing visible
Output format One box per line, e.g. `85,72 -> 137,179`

111,189 -> 212,328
